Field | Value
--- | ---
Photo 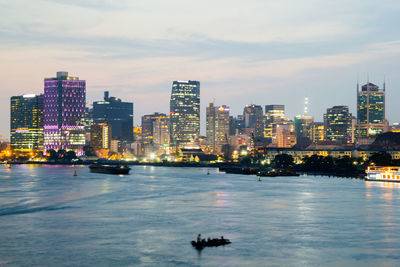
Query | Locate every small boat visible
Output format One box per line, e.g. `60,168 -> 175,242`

89,164 -> 131,175
191,236 -> 231,250
365,166 -> 400,182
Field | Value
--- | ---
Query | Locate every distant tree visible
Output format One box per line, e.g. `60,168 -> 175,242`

83,145 -> 96,156
48,149 -> 58,161
273,154 -> 294,169
368,152 -> 392,166
65,151 -> 77,162
370,132 -> 400,149
57,149 -> 67,159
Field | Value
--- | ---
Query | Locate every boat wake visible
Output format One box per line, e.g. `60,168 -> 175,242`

0,204 -> 74,217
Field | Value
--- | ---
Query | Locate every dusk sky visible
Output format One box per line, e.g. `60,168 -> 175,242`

1,0 -> 400,138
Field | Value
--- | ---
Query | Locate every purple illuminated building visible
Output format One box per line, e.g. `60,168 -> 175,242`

43,71 -> 86,156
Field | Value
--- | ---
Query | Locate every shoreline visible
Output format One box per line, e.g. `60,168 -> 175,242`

3,161 -> 366,179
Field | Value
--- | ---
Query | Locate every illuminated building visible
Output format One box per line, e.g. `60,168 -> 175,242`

206,103 -> 230,154
294,115 -> 314,146
43,72 -> 86,155
275,124 -> 297,148
141,113 -> 168,144
10,94 -> 44,151
311,122 -> 324,143
264,105 -> 285,139
170,80 -> 200,148
93,91 -> 134,142
133,126 -> 142,141
357,82 -> 388,137
152,116 -> 170,149
324,106 -> 353,144
90,122 -> 111,152
243,104 -> 264,139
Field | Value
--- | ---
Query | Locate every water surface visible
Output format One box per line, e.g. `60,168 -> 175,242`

1,165 -> 400,266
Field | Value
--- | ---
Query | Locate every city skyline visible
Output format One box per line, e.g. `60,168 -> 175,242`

1,1 -> 400,138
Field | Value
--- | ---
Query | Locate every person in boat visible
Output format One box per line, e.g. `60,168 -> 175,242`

197,234 -> 201,243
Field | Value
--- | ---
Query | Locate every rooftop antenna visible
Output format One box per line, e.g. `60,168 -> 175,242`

304,97 -> 309,116
367,72 -> 370,83
383,74 -> 386,92
357,73 -> 359,92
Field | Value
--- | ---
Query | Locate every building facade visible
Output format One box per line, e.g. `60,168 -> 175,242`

324,105 -> 353,144
264,104 -> 285,139
90,122 -> 111,152
294,115 -> 314,146
10,94 -> 44,151
93,91 -> 134,142
43,72 -> 86,155
170,80 -> 200,148
357,82 -> 388,137
243,104 -> 264,139
206,103 -> 230,154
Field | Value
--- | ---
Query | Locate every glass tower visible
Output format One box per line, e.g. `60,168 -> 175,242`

324,105 -> 352,144
243,104 -> 264,139
357,82 -> 387,137
170,80 -> 200,148
43,72 -> 86,155
10,94 -> 44,151
93,91 -> 134,142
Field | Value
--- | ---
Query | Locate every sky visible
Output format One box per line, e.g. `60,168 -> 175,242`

1,0 -> 400,138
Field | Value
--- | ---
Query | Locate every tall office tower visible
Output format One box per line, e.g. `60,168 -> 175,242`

93,91 -> 134,142
264,105 -> 285,139
90,122 -> 111,152
324,106 -> 353,144
294,115 -> 314,146
170,80 -> 200,148
43,72 -> 86,155
243,104 -> 264,139
357,82 -> 388,137
10,94 -> 44,151
206,103 -> 230,154
311,122 -> 324,143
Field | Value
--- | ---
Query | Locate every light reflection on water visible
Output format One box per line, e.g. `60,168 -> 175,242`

1,165 -> 400,266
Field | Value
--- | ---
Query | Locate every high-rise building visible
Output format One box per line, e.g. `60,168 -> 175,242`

275,124 -> 297,148
153,117 -> 170,151
311,122 -> 324,143
10,94 -> 44,151
324,106 -> 353,144
141,113 -> 168,144
357,82 -> 388,137
170,80 -> 200,148
264,105 -> 285,139
294,115 -> 314,146
93,91 -> 134,142
90,122 -> 111,152
43,72 -> 86,155
243,104 -> 264,139
206,103 -> 230,154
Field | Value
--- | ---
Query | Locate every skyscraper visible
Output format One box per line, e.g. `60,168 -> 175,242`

43,72 -> 86,155
294,115 -> 314,146
170,80 -> 200,148
264,105 -> 285,139
324,106 -> 353,144
93,91 -> 134,142
243,104 -> 264,139
357,82 -> 388,137
206,103 -> 230,154
10,94 -> 44,151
